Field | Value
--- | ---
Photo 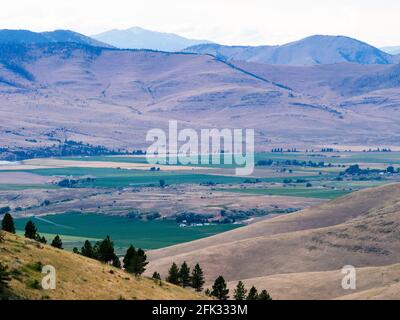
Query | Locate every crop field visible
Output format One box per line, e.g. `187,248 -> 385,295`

14,212 -> 242,253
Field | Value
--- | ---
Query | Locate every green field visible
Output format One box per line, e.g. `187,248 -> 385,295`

14,212 -> 242,253
22,167 -> 249,188
219,187 -> 351,199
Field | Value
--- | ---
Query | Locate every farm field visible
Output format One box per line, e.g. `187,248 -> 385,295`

13,212 -> 242,253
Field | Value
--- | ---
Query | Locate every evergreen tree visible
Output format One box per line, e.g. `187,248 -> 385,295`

234,281 -> 247,300
122,246 -> 148,275
123,245 -> 137,271
24,220 -> 37,239
81,240 -> 94,258
211,276 -> 229,300
73,247 -> 80,254
35,234 -> 47,244
152,272 -> 161,281
112,255 -> 121,268
191,263 -> 205,292
166,262 -> 180,285
258,289 -> 272,301
246,286 -> 259,300
134,248 -> 148,276
1,213 -> 15,234
0,262 -> 11,295
97,236 -> 116,263
51,235 -> 63,249
179,261 -> 191,287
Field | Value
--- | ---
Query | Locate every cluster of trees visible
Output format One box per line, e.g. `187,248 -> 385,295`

343,164 -> 399,176
74,238 -> 149,276
165,262 -> 205,292
257,159 -> 332,168
271,148 -> 299,153
205,277 -> 271,300
232,281 -> 272,300
1,213 -> 63,249
164,262 -> 272,300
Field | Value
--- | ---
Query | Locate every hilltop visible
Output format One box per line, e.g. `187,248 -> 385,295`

93,27 -> 211,51
0,232 -> 205,300
147,183 -> 400,299
0,29 -> 113,48
184,35 -> 399,65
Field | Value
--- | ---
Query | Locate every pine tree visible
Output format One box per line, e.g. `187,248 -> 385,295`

1,213 -> 15,234
134,249 -> 148,276
51,235 -> 63,249
35,234 -> 47,244
152,272 -> 161,281
211,276 -> 229,300
246,286 -> 259,300
73,247 -> 80,254
123,246 -> 148,275
24,220 -> 37,239
81,240 -> 94,258
97,236 -> 115,263
191,263 -> 205,292
123,245 -> 137,272
234,281 -> 247,300
166,262 -> 180,285
258,289 -> 272,301
0,262 -> 11,295
179,261 -> 191,287
112,255 -> 121,268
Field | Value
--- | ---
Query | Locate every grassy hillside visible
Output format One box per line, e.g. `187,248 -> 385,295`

147,183 -> 400,299
0,232 -> 206,300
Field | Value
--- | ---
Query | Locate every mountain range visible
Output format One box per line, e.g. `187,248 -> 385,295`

184,35 -> 400,65
92,27 -> 212,51
0,29 -> 400,156
0,29 -> 113,48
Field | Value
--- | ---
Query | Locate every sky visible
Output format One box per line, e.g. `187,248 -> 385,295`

0,0 -> 399,47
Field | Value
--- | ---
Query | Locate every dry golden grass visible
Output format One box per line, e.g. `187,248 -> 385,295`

0,232 -> 206,300
227,264 -> 400,300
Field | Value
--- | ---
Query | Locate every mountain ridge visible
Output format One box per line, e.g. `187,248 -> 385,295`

93,26 -> 212,51
184,35 -> 399,65
0,29 -> 114,48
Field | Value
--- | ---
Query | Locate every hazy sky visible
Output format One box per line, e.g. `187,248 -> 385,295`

1,0 -> 399,47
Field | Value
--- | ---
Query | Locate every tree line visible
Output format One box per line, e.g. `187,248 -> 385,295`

164,261 -> 272,300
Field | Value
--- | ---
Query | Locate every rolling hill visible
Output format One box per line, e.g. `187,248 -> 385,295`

146,183 -> 400,299
184,35 -> 399,65
0,29 -> 113,48
0,232 -> 205,300
92,27 -> 211,51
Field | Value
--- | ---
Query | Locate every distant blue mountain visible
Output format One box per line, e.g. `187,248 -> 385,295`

92,26 -> 212,52
0,29 -> 113,48
184,35 -> 399,65
380,46 -> 400,55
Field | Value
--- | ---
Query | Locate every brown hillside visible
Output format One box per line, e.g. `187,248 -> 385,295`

0,232 -> 206,300
147,184 -> 400,297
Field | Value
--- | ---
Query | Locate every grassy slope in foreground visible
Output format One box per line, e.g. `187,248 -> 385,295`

0,232 -> 206,300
